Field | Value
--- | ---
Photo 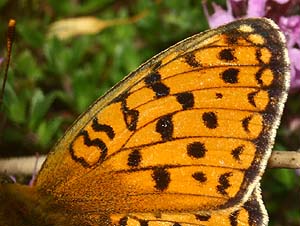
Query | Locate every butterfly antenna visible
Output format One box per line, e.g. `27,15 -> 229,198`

0,19 -> 16,107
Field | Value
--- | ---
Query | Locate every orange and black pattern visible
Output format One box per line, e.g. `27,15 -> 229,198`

34,18 -> 289,226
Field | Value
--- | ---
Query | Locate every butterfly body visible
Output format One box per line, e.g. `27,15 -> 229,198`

0,18 -> 289,225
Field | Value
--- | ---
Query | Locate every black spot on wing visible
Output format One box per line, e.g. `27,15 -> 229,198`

156,114 -> 174,141
145,72 -> 170,98
192,172 -> 207,183
185,52 -> 201,67
242,115 -> 252,133
152,83 -> 170,98
219,48 -> 236,61
202,112 -> 218,129
128,149 -> 142,167
152,167 -> 171,191
217,172 -> 233,196
231,145 -> 245,161
216,93 -> 223,99
195,214 -> 211,221
176,92 -> 194,110
187,142 -> 207,158
145,72 -> 161,85
220,68 -> 239,84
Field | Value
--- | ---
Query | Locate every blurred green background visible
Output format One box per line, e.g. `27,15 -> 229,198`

0,1 -> 299,225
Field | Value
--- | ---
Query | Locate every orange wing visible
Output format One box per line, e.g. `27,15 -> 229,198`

35,18 -> 289,225
110,184 -> 268,226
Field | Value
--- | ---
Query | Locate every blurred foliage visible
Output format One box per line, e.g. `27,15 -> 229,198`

0,1 -> 299,225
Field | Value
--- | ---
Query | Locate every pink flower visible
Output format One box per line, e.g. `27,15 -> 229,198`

279,16 -> 300,91
247,0 -> 268,17
279,16 -> 300,48
203,0 -> 300,93
202,1 -> 235,28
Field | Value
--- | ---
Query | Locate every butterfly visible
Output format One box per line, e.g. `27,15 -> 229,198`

0,18 -> 289,226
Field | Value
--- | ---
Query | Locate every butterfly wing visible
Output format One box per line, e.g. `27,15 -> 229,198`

110,184 -> 267,226
35,18 -> 289,224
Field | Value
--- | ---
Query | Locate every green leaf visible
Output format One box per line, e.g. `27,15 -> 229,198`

273,169 -> 296,190
3,83 -> 26,124
29,89 -> 60,130
15,50 -> 43,81
36,117 -> 64,148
